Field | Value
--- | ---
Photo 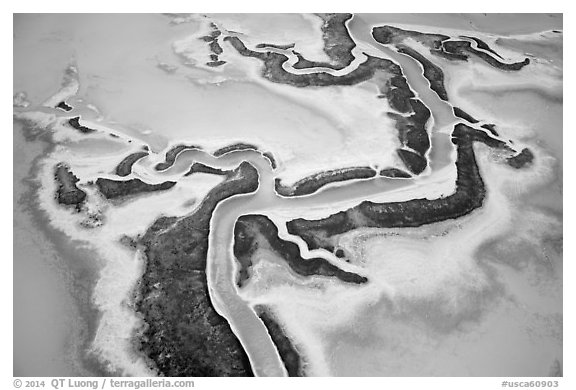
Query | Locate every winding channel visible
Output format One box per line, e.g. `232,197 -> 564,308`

15,13 -> 545,377
198,15 -> 503,376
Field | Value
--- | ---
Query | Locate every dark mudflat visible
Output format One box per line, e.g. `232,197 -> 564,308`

114,151 -> 149,177
396,45 -> 448,101
380,168 -> 412,178
275,167 -> 377,197
213,143 -> 258,157
54,163 -> 87,208
233,214 -> 367,287
481,123 -> 500,137
56,101 -> 73,111
209,40 -> 223,55
254,305 -> 303,377
155,144 -> 201,171
206,60 -> 227,67
185,162 -> 228,177
453,107 -> 479,123
95,178 -> 176,199
256,43 -> 295,50
224,36 -> 431,175
373,25 -> 530,72
461,35 -> 504,59
507,148 -> 534,169
262,151 -> 277,170
285,124 -> 515,253
396,149 -> 428,175
136,162 -> 259,376
443,40 -> 530,71
292,13 -> 355,70
68,117 -> 96,134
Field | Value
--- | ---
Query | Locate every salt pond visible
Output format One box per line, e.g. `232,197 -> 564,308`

13,13 -> 562,377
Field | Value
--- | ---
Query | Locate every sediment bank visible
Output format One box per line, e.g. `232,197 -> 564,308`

213,143 -> 259,157
292,13 -> 355,70
254,305 -> 302,377
95,178 -> 176,199
185,162 -> 228,176
372,25 -> 530,71
115,151 -> 149,177
135,161 -> 259,376
396,45 -> 448,101
155,144 -> 201,171
274,167 -> 377,197
54,163 -> 87,208
224,35 -> 431,175
453,107 -> 479,123
56,101 -> 73,112
68,117 -> 96,134
233,214 -> 367,287
507,148 -> 534,169
285,123 -> 516,253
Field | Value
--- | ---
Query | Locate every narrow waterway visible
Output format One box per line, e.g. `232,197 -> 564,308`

187,15 -> 476,376
348,15 -> 460,172
15,13 -> 560,377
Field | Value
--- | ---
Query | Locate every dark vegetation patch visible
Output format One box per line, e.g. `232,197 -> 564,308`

507,147 -> 534,169
155,144 -> 201,171
233,214 -> 367,287
115,151 -> 149,177
54,163 -> 87,208
379,168 -> 412,178
95,178 -> 176,199
56,101 -> 73,111
256,43 -> 295,50
213,142 -> 259,157
275,167 -> 377,197
453,107 -> 479,123
68,117 -> 96,134
254,305 -> 303,377
396,45 -> 448,101
224,35 -> 431,175
481,123 -> 500,137
373,25 -> 530,71
285,124 -> 514,253
136,162 -> 259,376
185,162 -> 228,177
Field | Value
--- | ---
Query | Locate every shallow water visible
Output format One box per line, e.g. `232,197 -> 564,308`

13,13 -> 562,377
355,14 -> 562,36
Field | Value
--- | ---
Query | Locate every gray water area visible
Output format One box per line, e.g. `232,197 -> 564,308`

354,14 -> 562,36
13,121 -> 106,376
349,15 -> 459,170
13,13 -> 562,377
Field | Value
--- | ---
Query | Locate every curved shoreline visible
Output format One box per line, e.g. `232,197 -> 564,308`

254,305 -> 303,377
56,101 -> 73,112
95,178 -> 176,200
395,45 -> 448,101
233,214 -> 367,288
16,14 -> 553,378
274,167 -> 377,197
285,123 -> 515,253
213,142 -> 259,157
292,13 -> 356,71
461,35 -> 505,59
154,144 -> 201,171
453,106 -> 480,124
185,162 -> 229,177
114,151 -> 149,177
224,35 -> 432,175
68,116 -> 97,134
54,163 -> 87,208
135,161 -> 259,376
372,25 -> 530,72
